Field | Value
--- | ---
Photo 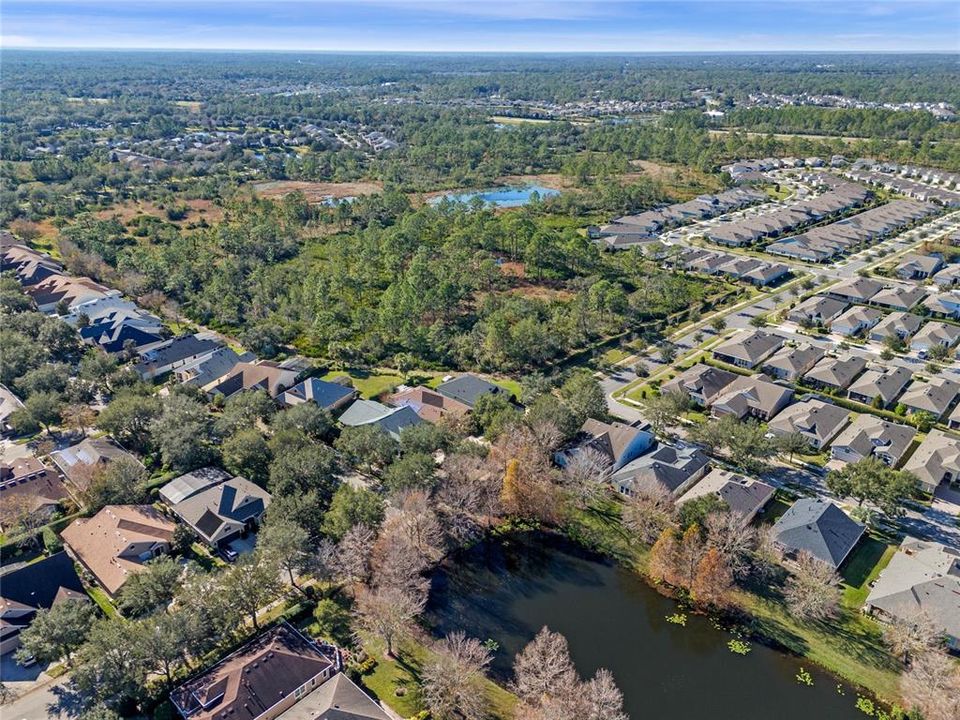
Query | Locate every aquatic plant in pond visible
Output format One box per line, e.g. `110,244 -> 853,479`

796,668 -> 814,686
665,612 -> 687,626
728,639 -> 751,655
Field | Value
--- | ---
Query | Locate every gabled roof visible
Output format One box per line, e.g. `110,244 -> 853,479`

51,437 -> 143,491
159,467 -> 233,505
167,476 -> 272,544
385,386 -> 471,423
847,366 -> 912,405
771,498 -> 865,568
711,374 -> 793,417
899,377 -> 960,418
0,551 -> 87,617
575,418 -> 651,467
832,414 -> 916,466
762,344 -> 825,377
712,330 -> 784,366
676,469 -> 774,520
279,378 -> 357,411
339,399 -> 423,440
171,623 -> 335,720
803,354 -> 867,390
434,374 -> 509,408
276,672 -> 392,720
611,442 -> 710,496
903,429 -> 960,490
204,362 -> 299,399
768,399 -> 850,446
135,334 -> 222,376
661,363 -> 738,404
865,538 -> 960,641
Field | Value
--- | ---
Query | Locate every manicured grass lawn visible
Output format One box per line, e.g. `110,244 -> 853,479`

491,377 -> 523,400
360,635 -> 517,720
841,536 -> 897,609
600,347 -> 631,365
322,370 -> 404,399
87,585 -> 118,618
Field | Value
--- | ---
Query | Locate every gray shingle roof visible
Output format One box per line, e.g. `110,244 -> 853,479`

772,498 -> 865,568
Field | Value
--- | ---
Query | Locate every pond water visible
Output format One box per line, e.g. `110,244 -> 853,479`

430,184 -> 560,208
428,534 -> 863,720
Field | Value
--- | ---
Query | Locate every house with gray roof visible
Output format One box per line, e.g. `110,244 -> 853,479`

802,354 -> 867,392
868,312 -> 923,344
676,469 -> 774,527
830,306 -> 884,337
787,295 -> 848,326
896,254 -> 943,281
712,330 -> 785,369
762,343 -> 825,382
161,471 -> 271,548
134,333 -> 222,380
899,377 -> 960,420
660,363 -> 738,407
847,366 -> 912,408
902,429 -> 960,494
931,263 -> 960,289
826,277 -> 883,304
830,415 -> 916,468
559,418 -> 654,472
771,498 -> 865,569
435,374 -> 511,408
864,538 -> 960,651
711,375 -> 794,421
275,672 -> 392,720
767,399 -> 850,450
909,321 -> 960,354
278,377 -> 358,412
339,399 -> 423,440
51,437 -> 144,494
610,442 -> 710,498
173,346 -> 251,388
869,284 -> 928,312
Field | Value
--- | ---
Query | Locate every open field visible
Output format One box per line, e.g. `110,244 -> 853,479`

95,198 -> 224,226
251,179 -> 384,201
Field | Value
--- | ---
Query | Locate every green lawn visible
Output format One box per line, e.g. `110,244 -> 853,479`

322,370 -> 405,399
359,635 -> 517,720
87,585 -> 118,618
841,537 -> 897,609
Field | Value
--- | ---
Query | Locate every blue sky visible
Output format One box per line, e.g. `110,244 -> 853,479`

2,1 -> 958,52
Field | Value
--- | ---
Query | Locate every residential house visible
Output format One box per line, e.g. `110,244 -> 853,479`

847,366 -> 912,408
711,375 -> 794,421
204,361 -> 299,399
711,330 -> 785,369
868,312 -> 923,344
0,552 -> 88,655
660,363 -> 738,407
767,399 -> 850,450
610,442 -> 710,498
435,374 -> 512,408
742,263 -> 791,287
0,457 -> 69,532
896,254 -> 943,280
802,355 -> 867,392
339,399 -> 423,440
869,284 -> 928,312
174,346 -> 251,388
134,334 -> 222,380
921,291 -> 960,319
384,386 -> 471,424
830,415 -> 917,468
676,469 -> 774,526
0,241 -> 62,287
771,498 -> 866,569
830,306 -> 884,337
274,672 -> 392,720
761,343 -> 825,382
899,377 -> 960,420
170,623 -> 338,720
902,430 -> 960,494
826,277 -> 883,304
160,469 -> 271,549
931,264 -> 960,289
864,538 -> 960,651
51,437 -> 144,495
558,418 -> 654,472
24,274 -> 119,314
0,384 -> 24,437
61,505 -> 177,597
909,321 -> 960,354
787,295 -> 848,326
278,377 -> 359,413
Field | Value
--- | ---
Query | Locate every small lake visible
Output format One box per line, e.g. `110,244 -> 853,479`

428,534 -> 863,720
429,184 -> 560,208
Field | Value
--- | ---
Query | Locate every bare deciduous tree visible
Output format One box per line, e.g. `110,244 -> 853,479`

560,447 -> 611,507
882,612 -> 944,664
335,523 -> 376,585
353,584 -> 426,658
513,626 -> 579,709
622,487 -> 675,545
783,551 -> 840,621
900,650 -> 960,720
582,668 -> 628,720
387,489 -> 445,561
420,631 -> 492,720
704,510 -> 757,579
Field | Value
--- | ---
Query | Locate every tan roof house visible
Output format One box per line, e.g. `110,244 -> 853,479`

830,415 -> 916,468
902,429 -> 960,494
768,399 -> 850,450
711,375 -> 793,421
61,505 -> 177,597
